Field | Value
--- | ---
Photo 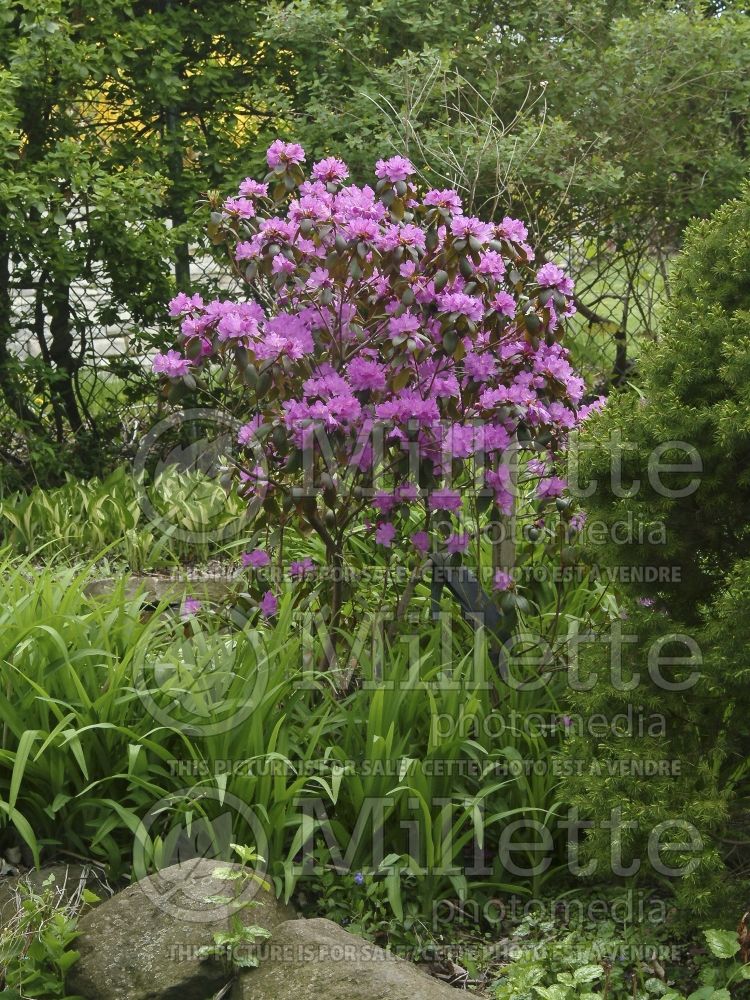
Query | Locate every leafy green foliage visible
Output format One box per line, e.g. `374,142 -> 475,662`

0,464 -> 247,568
195,844 -> 272,972
295,859 -> 434,951
573,183 -> 750,622
0,870 -> 93,998
658,927 -> 750,1000
491,910 -> 750,1000
0,1 -> 175,474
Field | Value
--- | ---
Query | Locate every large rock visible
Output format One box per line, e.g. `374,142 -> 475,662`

0,864 -> 109,929
67,858 -> 295,1000
232,917 -> 461,1000
84,575 -> 236,605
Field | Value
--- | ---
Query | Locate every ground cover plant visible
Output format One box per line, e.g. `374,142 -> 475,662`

0,465 -> 248,570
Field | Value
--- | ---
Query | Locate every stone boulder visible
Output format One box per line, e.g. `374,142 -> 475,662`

232,917 -> 461,1000
67,858 -> 295,1000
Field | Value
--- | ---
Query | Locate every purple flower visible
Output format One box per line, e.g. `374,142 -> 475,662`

569,511 -> 587,533
311,157 -> 349,184
411,531 -> 430,553
378,223 -> 426,252
238,178 -> 269,198
637,596 -> 656,608
168,292 -> 203,317
427,489 -> 462,513
180,597 -> 202,619
372,492 -> 398,515
397,483 -> 419,503
375,522 -> 396,547
243,549 -> 271,569
345,217 -> 379,241
353,871 -> 365,886
152,350 -> 190,378
437,291 -> 484,323
446,533 -> 470,554
561,715 -> 573,729
451,215 -> 495,244
492,292 -> 516,319
423,188 -> 463,214
267,142 -> 305,171
271,254 -> 295,276
388,311 -> 422,345
346,356 -> 386,392
464,351 -> 496,382
223,196 -> 255,219
537,476 -> 567,499
493,570 -> 513,592
217,310 -> 260,342
267,140 -> 305,169
237,416 -> 264,445
375,156 -> 415,184
536,262 -> 574,296
289,558 -> 315,580
497,216 -> 528,243
259,591 -> 278,617
290,193 -> 332,224
476,250 -> 507,280
579,397 -> 607,421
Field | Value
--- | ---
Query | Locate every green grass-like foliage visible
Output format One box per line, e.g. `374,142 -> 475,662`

0,466 -> 248,570
0,550 -> 576,924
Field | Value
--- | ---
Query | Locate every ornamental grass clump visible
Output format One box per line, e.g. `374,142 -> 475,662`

154,142 -> 591,627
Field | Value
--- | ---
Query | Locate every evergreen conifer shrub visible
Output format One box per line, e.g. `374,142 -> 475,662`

561,185 -> 750,919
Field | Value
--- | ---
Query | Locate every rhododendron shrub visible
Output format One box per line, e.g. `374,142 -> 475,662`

154,142 -> 589,629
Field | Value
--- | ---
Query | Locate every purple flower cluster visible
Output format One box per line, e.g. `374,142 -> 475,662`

375,155 -> 415,184
152,349 -> 191,378
155,142 -> 590,614
267,140 -> 305,169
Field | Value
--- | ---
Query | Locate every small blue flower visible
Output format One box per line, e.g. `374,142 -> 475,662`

354,871 -> 365,885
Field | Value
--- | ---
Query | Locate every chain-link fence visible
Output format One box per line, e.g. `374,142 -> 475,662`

560,236 -> 673,393
0,237 -> 245,481
8,247 -> 240,365
9,243 -> 671,375
1,227 -> 671,484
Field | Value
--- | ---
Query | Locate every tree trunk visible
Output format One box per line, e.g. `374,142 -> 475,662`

0,225 -> 42,429
48,273 -> 83,434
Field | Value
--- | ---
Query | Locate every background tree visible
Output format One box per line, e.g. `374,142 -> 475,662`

290,0 -> 750,382
0,1 -> 178,481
